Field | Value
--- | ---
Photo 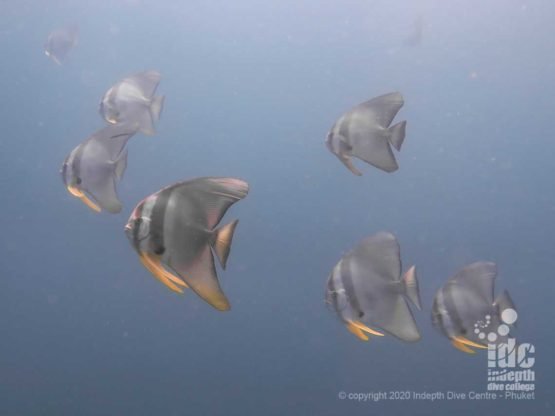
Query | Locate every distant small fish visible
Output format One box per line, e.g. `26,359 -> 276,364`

125,177 -> 249,311
325,232 -> 422,342
431,262 -> 516,354
404,16 -> 424,47
99,70 -> 165,136
44,25 -> 79,65
326,92 -> 407,175
61,123 -> 137,213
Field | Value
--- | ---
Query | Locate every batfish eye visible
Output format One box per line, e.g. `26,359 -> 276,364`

135,218 -> 142,225
154,246 -> 165,255
75,177 -> 82,185
358,311 -> 365,318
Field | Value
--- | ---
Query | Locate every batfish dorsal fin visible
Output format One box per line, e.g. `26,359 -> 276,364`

172,177 -> 249,229
350,232 -> 401,282
127,70 -> 161,99
451,261 -> 497,304
354,92 -> 404,128
90,123 -> 138,161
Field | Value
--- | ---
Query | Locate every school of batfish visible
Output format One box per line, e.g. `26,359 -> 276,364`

49,24 -> 518,354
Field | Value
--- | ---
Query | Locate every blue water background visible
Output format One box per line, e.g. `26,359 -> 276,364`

0,1 -> 554,414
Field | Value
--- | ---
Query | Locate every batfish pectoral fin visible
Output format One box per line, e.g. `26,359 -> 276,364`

452,336 -> 487,349
452,336 -> 487,353
346,321 -> 369,341
342,156 -> 363,176
67,185 -> 83,198
139,252 -> 186,294
351,320 -> 385,337
67,185 -> 101,213
451,339 -> 476,354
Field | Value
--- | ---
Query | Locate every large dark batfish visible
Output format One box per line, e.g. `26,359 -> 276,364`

326,92 -> 407,175
61,123 -> 137,213
325,232 -> 422,342
99,70 -> 165,136
431,262 -> 516,354
45,25 -> 79,65
125,177 -> 249,311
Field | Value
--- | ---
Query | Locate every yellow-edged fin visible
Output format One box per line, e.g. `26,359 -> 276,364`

139,253 -> 184,294
452,339 -> 476,354
67,185 -> 101,213
346,321 -> 369,341
452,336 -> 487,350
352,321 -> 385,337
67,185 -> 84,197
79,194 -> 101,213
164,270 -> 188,288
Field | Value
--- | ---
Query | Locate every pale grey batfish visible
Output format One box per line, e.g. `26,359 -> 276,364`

431,261 -> 516,354
326,92 -> 407,175
325,232 -> 422,342
45,25 -> 79,65
100,70 -> 165,136
61,123 -> 138,213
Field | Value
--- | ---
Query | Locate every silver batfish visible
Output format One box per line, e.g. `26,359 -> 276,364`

61,123 -> 137,213
125,177 -> 249,311
45,25 -> 78,65
100,70 -> 165,135
325,232 -> 422,342
326,92 -> 407,175
431,261 -> 516,354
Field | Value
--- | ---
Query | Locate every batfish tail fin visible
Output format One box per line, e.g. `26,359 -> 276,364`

402,265 -> 422,310
388,120 -> 406,151
139,112 -> 155,135
150,95 -> 165,123
210,219 -> 239,269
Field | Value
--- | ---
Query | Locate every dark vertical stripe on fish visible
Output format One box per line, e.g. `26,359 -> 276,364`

340,258 -> 364,318
327,271 -> 339,315
131,202 -> 144,251
443,283 -> 466,336
149,188 -> 171,254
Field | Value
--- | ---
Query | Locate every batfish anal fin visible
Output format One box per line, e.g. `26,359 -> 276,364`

168,245 -> 230,311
